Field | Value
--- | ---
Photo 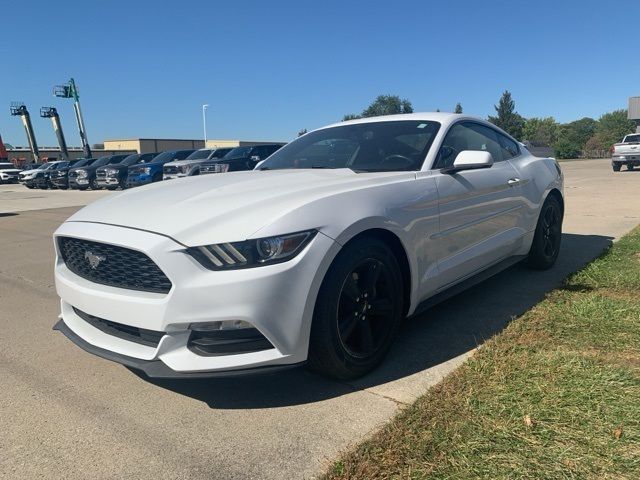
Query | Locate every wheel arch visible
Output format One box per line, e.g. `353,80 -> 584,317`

334,227 -> 413,318
546,188 -> 564,218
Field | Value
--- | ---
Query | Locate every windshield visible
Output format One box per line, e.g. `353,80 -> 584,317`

224,146 -> 252,159
41,163 -> 56,170
0,164 -> 16,170
108,156 -> 126,164
625,134 -> 640,143
186,149 -> 213,160
91,156 -> 111,167
211,148 -> 232,158
121,154 -> 141,166
72,159 -> 90,168
260,120 -> 440,172
149,151 -> 177,163
53,162 -> 70,169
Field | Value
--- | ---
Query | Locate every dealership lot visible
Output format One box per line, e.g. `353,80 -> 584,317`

1,159 -> 639,480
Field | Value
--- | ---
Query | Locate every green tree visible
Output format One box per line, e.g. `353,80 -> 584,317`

361,95 -> 413,117
297,128 -> 308,137
342,113 -> 361,121
553,138 -> 582,159
552,117 -> 597,159
454,103 -> 463,114
595,110 -> 636,150
343,94 -> 413,121
488,91 -> 525,139
522,117 -> 558,146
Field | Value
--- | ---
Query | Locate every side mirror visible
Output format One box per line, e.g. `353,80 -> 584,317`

442,150 -> 493,174
250,155 -> 261,162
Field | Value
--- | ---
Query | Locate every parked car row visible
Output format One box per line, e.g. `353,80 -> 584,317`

13,143 -> 286,190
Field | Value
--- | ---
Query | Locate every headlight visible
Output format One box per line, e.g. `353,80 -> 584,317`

189,230 -> 316,270
214,163 -> 229,173
143,167 -> 152,174
76,169 -> 88,178
59,171 -> 68,176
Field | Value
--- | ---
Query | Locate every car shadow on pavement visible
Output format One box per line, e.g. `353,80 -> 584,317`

138,232 -> 613,409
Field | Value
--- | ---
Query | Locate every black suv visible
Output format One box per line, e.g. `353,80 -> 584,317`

29,161 -> 73,189
51,158 -> 96,189
48,159 -> 84,189
200,144 -> 285,174
96,152 -> 159,190
68,155 -> 129,190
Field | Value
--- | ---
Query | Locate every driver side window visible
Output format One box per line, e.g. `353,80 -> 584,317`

434,122 -> 503,169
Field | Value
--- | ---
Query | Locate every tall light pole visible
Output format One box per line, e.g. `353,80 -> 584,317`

202,104 -> 209,146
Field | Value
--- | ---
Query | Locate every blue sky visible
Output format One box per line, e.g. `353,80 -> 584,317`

1,0 -> 638,147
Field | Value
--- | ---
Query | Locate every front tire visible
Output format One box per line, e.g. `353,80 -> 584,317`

308,237 -> 404,379
613,163 -> 621,172
526,195 -> 563,270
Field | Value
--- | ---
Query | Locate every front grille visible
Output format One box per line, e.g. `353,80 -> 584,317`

68,171 -> 78,179
74,307 -> 164,347
163,166 -> 179,174
58,237 -> 172,294
96,170 -> 106,179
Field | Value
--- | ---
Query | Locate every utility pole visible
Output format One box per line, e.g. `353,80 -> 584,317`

40,107 -> 69,160
9,102 -> 39,162
202,104 -> 209,146
54,78 -> 92,158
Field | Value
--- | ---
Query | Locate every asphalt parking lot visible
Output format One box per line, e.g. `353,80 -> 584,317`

1,159 -> 638,480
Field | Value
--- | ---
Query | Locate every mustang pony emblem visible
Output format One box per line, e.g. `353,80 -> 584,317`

84,251 -> 106,269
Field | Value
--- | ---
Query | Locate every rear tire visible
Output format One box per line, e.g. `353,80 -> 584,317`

525,195 -> 563,270
628,165 -> 635,171
308,237 -> 404,379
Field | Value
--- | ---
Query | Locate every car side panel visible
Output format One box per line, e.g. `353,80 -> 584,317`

252,172 -> 441,315
507,152 -> 563,256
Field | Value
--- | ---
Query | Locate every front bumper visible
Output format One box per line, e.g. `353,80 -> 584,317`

23,176 -> 45,187
53,221 -> 337,376
612,156 -> 640,165
0,174 -> 19,183
126,173 -> 153,187
53,318 -> 304,378
69,177 -> 90,188
51,175 -> 69,188
163,173 -> 187,180
97,176 -> 120,187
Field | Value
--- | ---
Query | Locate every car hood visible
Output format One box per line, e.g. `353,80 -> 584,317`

164,159 -> 207,167
66,169 -> 414,246
1,169 -> 21,174
97,164 -> 127,171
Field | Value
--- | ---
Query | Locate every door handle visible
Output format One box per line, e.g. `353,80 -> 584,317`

507,178 -> 521,186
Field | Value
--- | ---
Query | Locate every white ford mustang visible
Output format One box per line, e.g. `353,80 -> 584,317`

53,113 -> 563,379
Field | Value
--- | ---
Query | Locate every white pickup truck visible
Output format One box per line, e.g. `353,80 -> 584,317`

611,133 -> 640,171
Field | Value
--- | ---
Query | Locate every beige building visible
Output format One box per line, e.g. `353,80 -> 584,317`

205,139 -> 286,149
103,138 -> 205,154
103,138 -> 287,154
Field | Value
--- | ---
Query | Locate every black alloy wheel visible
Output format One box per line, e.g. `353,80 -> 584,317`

526,195 -> 562,270
337,258 -> 396,358
308,237 -> 404,379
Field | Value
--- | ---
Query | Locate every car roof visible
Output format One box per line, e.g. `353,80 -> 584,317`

321,112 -> 485,130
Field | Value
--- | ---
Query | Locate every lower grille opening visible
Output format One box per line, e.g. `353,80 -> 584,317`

74,307 -> 164,348
188,326 -> 274,356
